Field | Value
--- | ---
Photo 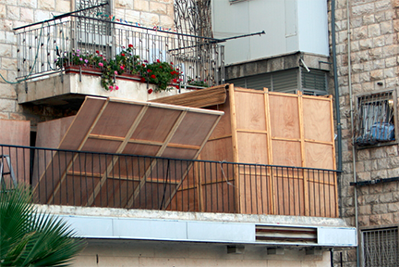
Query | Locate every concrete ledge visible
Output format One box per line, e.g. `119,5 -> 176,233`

36,205 -> 357,247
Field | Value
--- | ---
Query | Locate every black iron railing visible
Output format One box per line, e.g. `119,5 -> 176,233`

0,144 -> 339,217
14,15 -> 225,88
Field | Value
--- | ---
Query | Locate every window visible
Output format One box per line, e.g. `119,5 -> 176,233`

362,227 -> 398,267
226,67 -> 328,95
355,91 -> 395,146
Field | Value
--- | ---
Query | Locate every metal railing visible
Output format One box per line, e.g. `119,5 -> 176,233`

14,15 -> 225,88
0,144 -> 338,217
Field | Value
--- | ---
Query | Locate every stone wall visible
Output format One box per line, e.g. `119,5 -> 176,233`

0,0 -> 174,125
330,0 -> 399,266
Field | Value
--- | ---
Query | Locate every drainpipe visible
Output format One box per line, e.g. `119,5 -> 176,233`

345,1 -> 360,267
331,0 -> 342,173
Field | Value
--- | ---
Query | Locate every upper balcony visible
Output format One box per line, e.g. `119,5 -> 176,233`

14,15 -> 225,106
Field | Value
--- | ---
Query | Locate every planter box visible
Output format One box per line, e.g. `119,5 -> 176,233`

17,67 -> 194,107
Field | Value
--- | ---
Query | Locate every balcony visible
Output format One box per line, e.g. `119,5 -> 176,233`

0,143 -> 338,217
14,15 -> 225,106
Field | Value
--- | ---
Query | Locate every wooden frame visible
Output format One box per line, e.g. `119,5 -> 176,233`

34,96 -> 223,210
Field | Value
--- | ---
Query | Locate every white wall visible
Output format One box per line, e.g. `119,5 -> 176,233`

212,0 -> 329,65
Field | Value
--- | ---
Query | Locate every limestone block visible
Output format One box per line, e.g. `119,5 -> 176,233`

0,4 -> 5,19
381,213 -> 394,224
376,158 -> 389,170
1,58 -> 16,70
141,12 -> 159,25
0,43 -> 11,57
0,19 -> 13,31
368,24 -> 381,38
363,14 -> 375,25
0,82 -> 17,99
358,215 -> 370,226
150,2 -> 167,15
373,36 -> 385,47
7,6 -> 20,20
159,14 -> 173,28
364,194 -> 379,205
19,0 -> 37,8
375,0 -> 391,11
379,192 -> 394,203
371,169 -> 388,179
0,98 -> 15,112
358,205 -> 371,215
351,3 -> 374,17
134,0 -> 149,12
388,202 -> 399,213
0,112 -> 8,119
370,148 -> 387,159
353,26 -> 368,40
38,0 -> 55,11
359,38 -> 372,50
55,0 -> 71,13
369,214 -> 381,225
125,10 -> 140,22
115,0 -> 133,9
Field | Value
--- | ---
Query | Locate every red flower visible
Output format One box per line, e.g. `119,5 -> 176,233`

121,53 -> 125,57
173,78 -> 177,83
170,62 -> 173,65
141,77 -> 146,82
96,50 -> 99,54
151,74 -> 156,79
142,64 -> 146,67
156,59 -> 160,63
128,44 -> 133,48
159,66 -> 163,68
175,85 -> 179,89
148,88 -> 153,94
147,69 -> 152,73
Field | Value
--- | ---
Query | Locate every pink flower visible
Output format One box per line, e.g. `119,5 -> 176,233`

115,85 -> 119,90
148,88 -> 153,94
114,71 -> 118,75
98,62 -> 104,67
103,57 -> 106,61
109,85 -> 113,90
120,65 -> 125,70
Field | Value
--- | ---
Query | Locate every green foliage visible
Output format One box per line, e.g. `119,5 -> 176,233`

55,46 -> 181,92
0,187 -> 86,266
138,60 -> 180,92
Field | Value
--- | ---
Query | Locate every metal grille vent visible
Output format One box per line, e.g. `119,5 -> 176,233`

362,227 -> 398,267
255,225 -> 317,244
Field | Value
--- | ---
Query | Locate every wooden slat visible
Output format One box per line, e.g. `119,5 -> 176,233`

229,84 -> 241,213
264,88 -> 274,214
150,84 -> 228,108
298,91 -> 309,216
208,134 -> 232,141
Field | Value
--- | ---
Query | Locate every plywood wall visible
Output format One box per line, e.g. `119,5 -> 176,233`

199,86 -> 337,217
0,119 -> 30,186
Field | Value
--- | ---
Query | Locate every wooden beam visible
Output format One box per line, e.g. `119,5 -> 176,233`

298,91 -> 309,216
229,84 -> 241,213
264,88 -> 274,214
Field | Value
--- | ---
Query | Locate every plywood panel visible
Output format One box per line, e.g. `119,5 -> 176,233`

200,138 -> 234,162
269,94 -> 300,139
234,90 -> 266,131
305,143 -> 334,169
131,108 -> 181,142
0,119 -> 30,185
237,132 -> 268,164
272,140 -> 302,167
303,98 -> 333,142
207,102 -> 232,139
170,113 -> 219,146
91,102 -> 142,138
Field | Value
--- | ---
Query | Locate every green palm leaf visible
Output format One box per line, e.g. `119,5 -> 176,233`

0,187 -> 86,266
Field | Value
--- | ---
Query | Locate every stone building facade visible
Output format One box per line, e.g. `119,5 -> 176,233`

0,0 -> 174,126
331,0 -> 399,266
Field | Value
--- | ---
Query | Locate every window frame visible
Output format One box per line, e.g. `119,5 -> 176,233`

360,225 -> 399,267
354,88 -> 398,148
